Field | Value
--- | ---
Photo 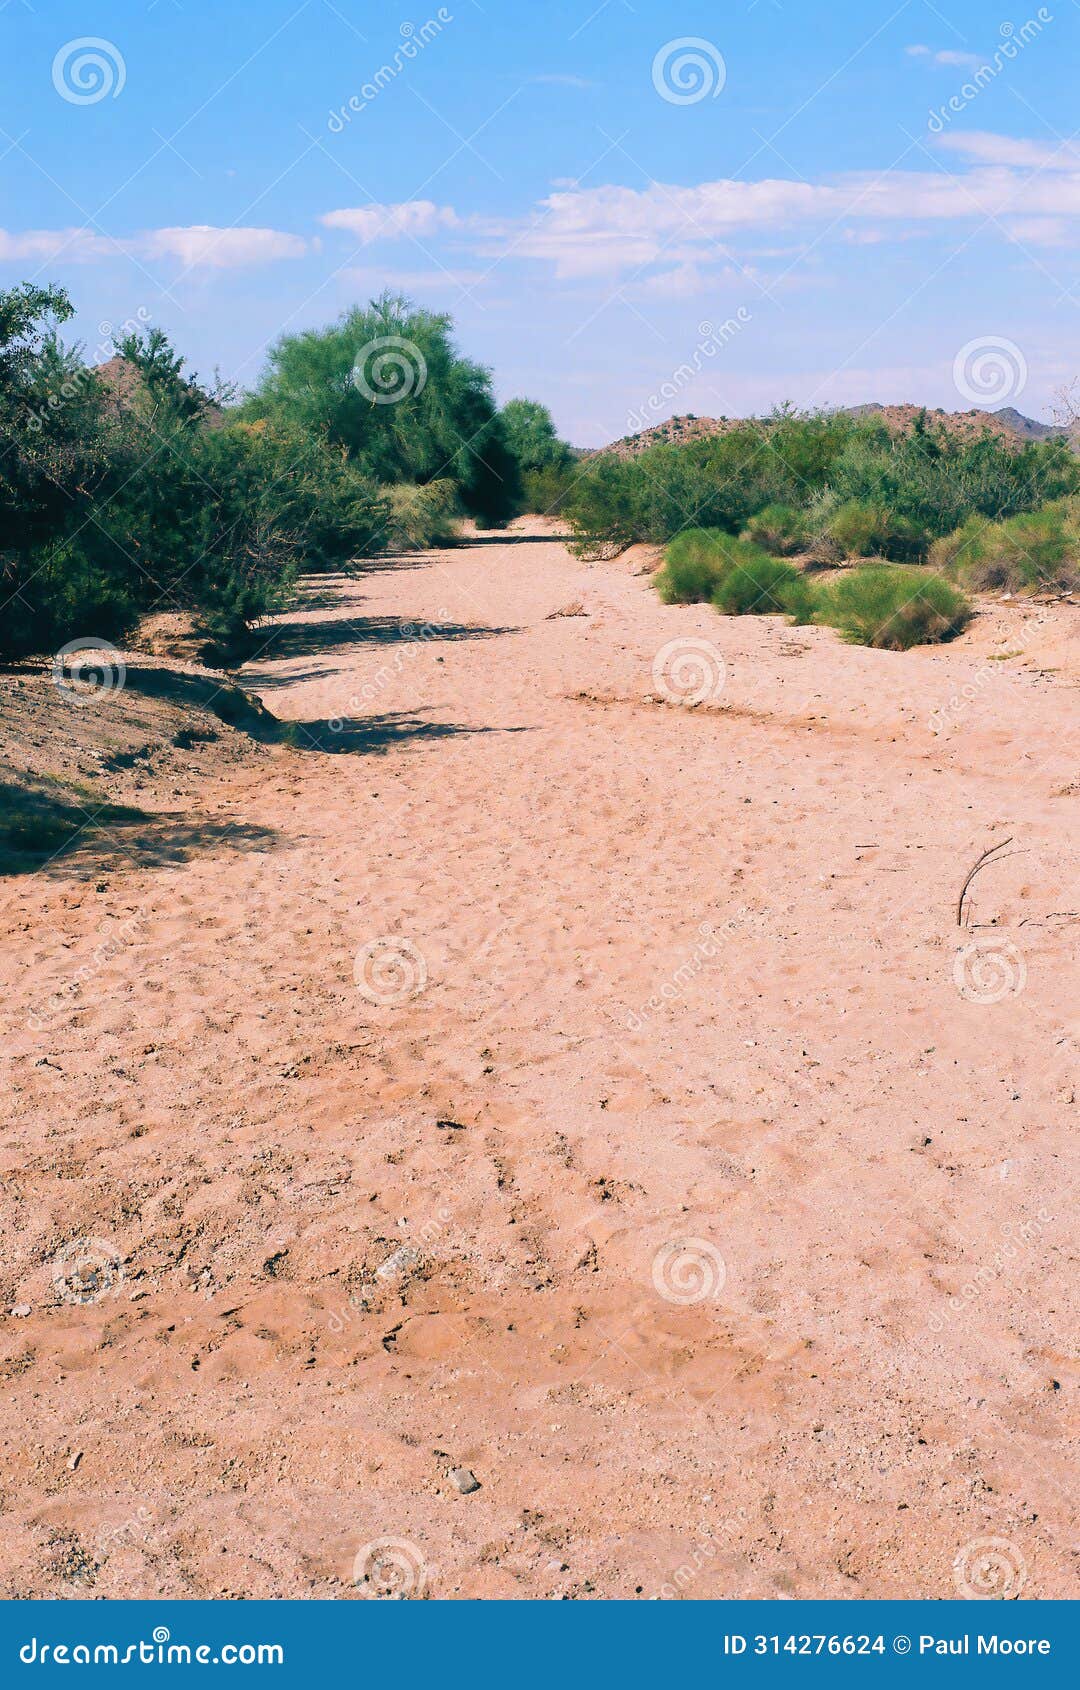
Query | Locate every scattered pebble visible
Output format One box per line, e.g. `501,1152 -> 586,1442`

449,1467 -> 480,1495
11,1304 -> 31,1318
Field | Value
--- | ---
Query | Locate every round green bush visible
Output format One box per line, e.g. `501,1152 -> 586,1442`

816,565 -> 970,650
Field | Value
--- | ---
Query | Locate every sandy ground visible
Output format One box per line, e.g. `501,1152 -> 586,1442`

0,518 -> 1076,1600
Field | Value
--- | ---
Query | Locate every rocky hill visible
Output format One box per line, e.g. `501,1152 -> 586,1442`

596,404 -> 1072,459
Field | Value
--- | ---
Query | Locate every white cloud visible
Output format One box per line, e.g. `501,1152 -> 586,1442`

320,201 -> 460,241
0,223 -> 306,269
906,43 -> 983,67
0,227 -> 119,262
937,131 -> 1080,171
1003,216 -> 1073,246
141,226 -> 307,268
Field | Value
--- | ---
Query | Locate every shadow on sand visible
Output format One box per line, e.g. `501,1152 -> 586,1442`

251,614 -> 518,662
0,776 -> 279,878
115,666 -> 527,759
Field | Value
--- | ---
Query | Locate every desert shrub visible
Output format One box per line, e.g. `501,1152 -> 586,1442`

500,397 -> 576,514
742,503 -> 810,555
930,504 -> 1080,592
709,547 -> 815,621
816,565 -> 970,650
565,406 -> 1080,556
384,479 -> 461,551
521,460 -> 580,516
655,529 -> 731,601
657,531 -> 814,621
825,499 -> 929,563
829,413 -> 1078,534
0,286 -> 132,656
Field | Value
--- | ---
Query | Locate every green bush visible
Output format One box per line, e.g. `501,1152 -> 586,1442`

826,500 -> 929,563
521,460 -> 579,516
656,530 -> 815,621
816,565 -> 970,650
244,291 -> 521,525
384,479 -> 461,551
710,547 -> 815,621
563,406 -> 1080,556
655,529 -> 731,601
742,503 -> 810,555
930,505 -> 1080,592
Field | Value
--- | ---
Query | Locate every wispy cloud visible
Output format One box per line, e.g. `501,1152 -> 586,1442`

937,130 -> 1080,171
142,227 -> 307,267
0,224 -> 306,268
906,43 -> 984,68
319,201 -> 461,241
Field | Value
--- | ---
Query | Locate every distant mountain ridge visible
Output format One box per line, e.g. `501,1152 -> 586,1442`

595,404 -> 1074,459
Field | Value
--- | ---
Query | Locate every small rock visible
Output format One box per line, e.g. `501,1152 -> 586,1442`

68,1451 -> 83,1471
11,1304 -> 31,1318
449,1466 -> 480,1495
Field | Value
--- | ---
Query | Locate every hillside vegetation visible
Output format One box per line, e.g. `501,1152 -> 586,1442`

0,284 -> 562,661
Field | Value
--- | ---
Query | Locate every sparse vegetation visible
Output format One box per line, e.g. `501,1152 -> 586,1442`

929,502 -> 1080,593
564,407 -> 1079,570
742,503 -> 810,556
0,283 -> 572,660
814,565 -> 971,650
656,526 -> 970,648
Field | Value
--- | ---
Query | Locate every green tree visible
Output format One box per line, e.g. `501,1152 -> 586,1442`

244,292 -> 521,524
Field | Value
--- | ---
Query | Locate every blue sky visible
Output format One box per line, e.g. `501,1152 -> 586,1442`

3,0 -> 1079,443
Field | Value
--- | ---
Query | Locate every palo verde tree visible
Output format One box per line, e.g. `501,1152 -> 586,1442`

243,292 -> 521,525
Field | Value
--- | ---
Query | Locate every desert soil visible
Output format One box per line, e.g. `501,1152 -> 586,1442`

1,518 -> 1076,1600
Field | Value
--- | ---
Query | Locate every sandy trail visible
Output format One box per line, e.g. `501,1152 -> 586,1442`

1,519 -> 1076,1599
